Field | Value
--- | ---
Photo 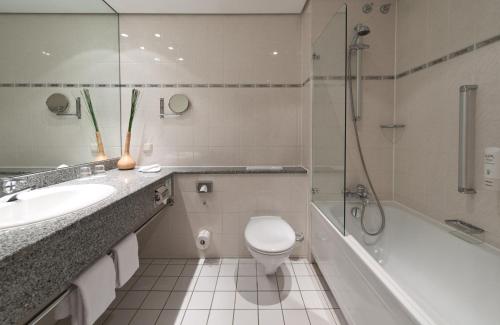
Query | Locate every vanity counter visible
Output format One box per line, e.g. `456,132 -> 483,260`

0,166 -> 306,324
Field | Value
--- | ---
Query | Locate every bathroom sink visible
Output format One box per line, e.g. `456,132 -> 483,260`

0,184 -> 116,230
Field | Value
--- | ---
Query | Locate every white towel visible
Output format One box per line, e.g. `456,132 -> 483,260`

71,255 -> 116,325
138,164 -> 161,173
111,233 -> 139,288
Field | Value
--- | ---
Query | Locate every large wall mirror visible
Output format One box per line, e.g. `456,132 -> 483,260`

0,0 -> 121,177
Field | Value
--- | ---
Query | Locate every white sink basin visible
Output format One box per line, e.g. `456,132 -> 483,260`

0,184 -> 116,230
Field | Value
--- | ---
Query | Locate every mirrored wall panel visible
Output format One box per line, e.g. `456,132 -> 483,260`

0,0 -> 120,177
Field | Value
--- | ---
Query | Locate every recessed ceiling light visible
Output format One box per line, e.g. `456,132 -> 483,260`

177,57 -> 184,61
139,46 -> 145,50
167,46 -> 174,50
272,51 -> 279,55
154,57 -> 160,62
42,51 -> 51,56
154,33 -> 161,38
120,33 -> 129,38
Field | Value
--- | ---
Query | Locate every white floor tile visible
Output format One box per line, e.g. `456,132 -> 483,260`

259,309 -> 284,325
174,277 -> 198,291
204,258 -> 222,265
219,264 -> 238,276
292,264 -> 314,276
153,277 -> 178,291
165,291 -> 192,310
211,291 -> 236,309
257,275 -> 278,291
216,276 -> 237,291
163,265 -> 185,276
221,258 -> 239,264
258,291 -> 281,309
296,276 -> 325,291
141,291 -> 170,309
290,257 -> 309,264
143,264 -> 166,276
117,291 -> 148,309
129,309 -> 161,325
187,258 -> 205,265
181,310 -> 209,325
140,258 -> 153,264
237,277 -> 257,291
103,309 -> 136,325
300,291 -> 330,309
181,264 -> 202,277
194,276 -> 218,291
277,276 -> 300,291
234,291 -> 258,309
233,309 -> 258,325
307,309 -> 338,325
207,309 -> 234,325
156,309 -> 185,325
132,276 -> 158,290
187,291 -> 214,309
200,264 -> 221,276
283,309 -> 311,325
238,264 -> 257,276
279,291 -> 305,309
276,263 -> 295,276
238,258 -> 256,264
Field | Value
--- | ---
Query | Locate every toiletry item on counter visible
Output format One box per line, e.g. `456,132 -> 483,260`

111,233 -> 139,288
55,255 -> 115,325
138,164 -> 161,173
196,229 -> 211,250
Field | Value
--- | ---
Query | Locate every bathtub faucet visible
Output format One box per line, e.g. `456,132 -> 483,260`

345,184 -> 369,202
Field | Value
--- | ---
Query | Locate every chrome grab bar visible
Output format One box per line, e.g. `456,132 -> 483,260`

458,85 -> 478,194
445,219 -> 484,235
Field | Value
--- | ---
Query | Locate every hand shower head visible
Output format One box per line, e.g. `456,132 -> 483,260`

351,24 -> 371,46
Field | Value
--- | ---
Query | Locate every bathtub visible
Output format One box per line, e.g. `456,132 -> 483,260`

311,201 -> 500,325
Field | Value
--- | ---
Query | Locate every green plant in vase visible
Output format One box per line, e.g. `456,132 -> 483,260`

82,89 -> 108,161
118,88 -> 140,170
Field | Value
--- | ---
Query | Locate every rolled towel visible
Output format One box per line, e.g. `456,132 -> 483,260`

138,164 -> 161,173
111,233 -> 139,288
71,255 -> 116,325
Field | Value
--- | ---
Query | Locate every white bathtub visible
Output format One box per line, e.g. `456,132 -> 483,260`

311,201 -> 500,325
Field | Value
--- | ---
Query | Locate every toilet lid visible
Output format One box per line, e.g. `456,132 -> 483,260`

245,216 -> 295,254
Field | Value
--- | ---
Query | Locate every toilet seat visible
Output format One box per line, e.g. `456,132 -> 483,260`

245,216 -> 295,255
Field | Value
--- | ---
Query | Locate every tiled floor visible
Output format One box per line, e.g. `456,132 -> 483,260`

97,258 -> 347,325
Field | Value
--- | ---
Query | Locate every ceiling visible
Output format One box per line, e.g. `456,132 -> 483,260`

105,0 -> 307,14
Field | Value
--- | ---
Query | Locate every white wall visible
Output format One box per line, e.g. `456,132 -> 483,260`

395,0 -> 500,249
119,15 -> 304,166
139,173 -> 309,258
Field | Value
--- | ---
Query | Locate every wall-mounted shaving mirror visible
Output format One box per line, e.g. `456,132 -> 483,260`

169,94 -> 190,114
0,0 -> 120,177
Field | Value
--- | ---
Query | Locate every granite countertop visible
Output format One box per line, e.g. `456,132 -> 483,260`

0,165 -> 306,324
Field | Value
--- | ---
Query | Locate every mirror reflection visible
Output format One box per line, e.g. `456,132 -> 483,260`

0,0 -> 121,177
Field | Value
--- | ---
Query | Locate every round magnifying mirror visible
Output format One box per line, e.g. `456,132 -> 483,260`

168,94 -> 189,114
46,93 -> 69,114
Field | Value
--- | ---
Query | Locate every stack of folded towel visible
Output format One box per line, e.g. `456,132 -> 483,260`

55,233 -> 139,325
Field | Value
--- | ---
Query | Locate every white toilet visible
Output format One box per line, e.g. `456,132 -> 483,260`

244,216 -> 297,275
